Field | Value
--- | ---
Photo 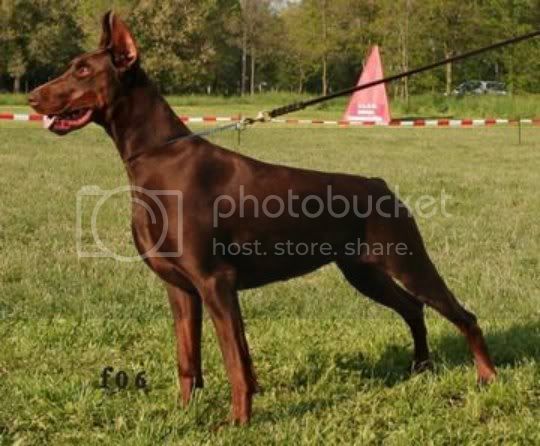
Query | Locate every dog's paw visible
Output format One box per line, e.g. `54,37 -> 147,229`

411,359 -> 434,375
477,370 -> 497,387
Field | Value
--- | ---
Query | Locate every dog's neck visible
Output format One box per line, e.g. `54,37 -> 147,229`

101,67 -> 191,162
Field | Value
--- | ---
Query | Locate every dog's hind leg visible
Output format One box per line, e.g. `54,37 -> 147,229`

337,260 -> 431,372
167,285 -> 204,406
389,251 -> 496,383
363,200 -> 497,383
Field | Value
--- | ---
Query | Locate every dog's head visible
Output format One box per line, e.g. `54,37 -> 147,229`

28,11 -> 138,135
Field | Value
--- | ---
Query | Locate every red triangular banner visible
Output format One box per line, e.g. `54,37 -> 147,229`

343,46 -> 391,123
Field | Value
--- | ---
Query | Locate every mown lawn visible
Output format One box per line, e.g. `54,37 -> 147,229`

0,117 -> 539,444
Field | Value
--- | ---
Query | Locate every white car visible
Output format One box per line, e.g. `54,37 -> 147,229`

452,80 -> 508,96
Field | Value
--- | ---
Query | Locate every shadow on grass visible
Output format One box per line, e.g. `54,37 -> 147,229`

274,321 -> 540,389
337,320 -> 540,387
433,320 -> 540,368
256,321 -> 540,422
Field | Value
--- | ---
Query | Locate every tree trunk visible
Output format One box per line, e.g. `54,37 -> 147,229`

401,0 -> 410,104
322,57 -> 328,96
444,44 -> 452,95
445,61 -> 452,96
241,25 -> 247,96
508,48 -> 514,93
250,44 -> 255,96
13,75 -> 21,94
321,0 -> 328,96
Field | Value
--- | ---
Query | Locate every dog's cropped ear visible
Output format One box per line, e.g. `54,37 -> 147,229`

99,11 -> 138,71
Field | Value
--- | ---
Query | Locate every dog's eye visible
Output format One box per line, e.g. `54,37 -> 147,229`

76,66 -> 91,77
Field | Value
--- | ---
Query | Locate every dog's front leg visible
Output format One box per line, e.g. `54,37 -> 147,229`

166,285 -> 204,406
197,269 -> 258,425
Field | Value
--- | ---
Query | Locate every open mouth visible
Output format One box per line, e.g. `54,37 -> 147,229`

44,108 -> 93,134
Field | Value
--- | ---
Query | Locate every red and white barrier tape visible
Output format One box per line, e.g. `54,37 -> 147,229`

267,118 -> 540,127
0,113 -> 44,122
1,112 -> 539,127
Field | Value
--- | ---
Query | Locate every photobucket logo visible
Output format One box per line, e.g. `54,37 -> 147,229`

213,185 -> 452,227
76,185 -> 182,262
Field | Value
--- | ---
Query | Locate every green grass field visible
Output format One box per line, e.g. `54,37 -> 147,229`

1,113 -> 539,444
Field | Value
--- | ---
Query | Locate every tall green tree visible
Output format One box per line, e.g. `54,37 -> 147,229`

1,0 -> 84,92
2,0 -> 540,95
129,0 -> 221,94
482,0 -> 540,93
427,0 -> 484,95
7,48 -> 26,93
280,0 -> 344,95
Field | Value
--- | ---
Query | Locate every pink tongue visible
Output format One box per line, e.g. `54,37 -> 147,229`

44,115 -> 57,129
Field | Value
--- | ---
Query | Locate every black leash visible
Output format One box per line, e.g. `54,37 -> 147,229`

170,29 -> 540,143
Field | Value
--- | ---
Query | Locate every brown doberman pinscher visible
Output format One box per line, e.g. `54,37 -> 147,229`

28,12 -> 496,424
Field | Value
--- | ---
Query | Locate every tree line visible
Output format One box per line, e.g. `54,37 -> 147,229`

1,0 -> 539,97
